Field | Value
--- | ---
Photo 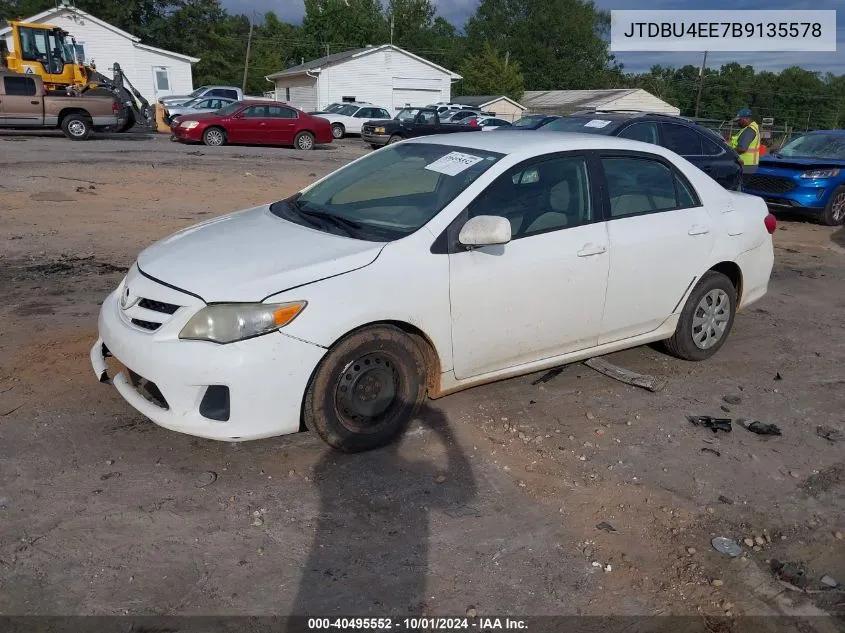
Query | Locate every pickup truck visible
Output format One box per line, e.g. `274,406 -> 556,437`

0,72 -> 121,140
361,107 -> 482,148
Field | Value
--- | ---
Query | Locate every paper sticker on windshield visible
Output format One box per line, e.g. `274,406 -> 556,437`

584,119 -> 612,128
425,152 -> 484,176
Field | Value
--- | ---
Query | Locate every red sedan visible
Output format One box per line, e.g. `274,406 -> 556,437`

171,101 -> 332,150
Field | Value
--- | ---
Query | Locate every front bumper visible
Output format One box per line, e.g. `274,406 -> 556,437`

362,132 -> 390,146
743,173 -> 836,217
171,125 -> 204,142
90,269 -> 326,441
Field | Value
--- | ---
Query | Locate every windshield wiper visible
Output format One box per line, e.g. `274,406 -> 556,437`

300,208 -> 363,233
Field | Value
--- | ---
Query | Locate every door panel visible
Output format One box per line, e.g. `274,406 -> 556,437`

598,155 -> 714,344
267,105 -> 297,144
448,153 -> 609,379
0,76 -> 42,125
227,105 -> 267,143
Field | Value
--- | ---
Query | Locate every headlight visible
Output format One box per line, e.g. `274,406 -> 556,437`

374,126 -> 385,134
179,301 -> 306,344
180,120 -> 200,129
800,168 -> 840,179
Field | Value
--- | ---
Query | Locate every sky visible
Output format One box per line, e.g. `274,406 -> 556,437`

224,0 -> 844,74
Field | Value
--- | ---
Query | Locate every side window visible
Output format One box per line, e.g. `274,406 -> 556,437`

74,43 -> 85,61
242,105 -> 266,118
700,134 -> 725,156
468,155 -> 593,239
418,111 -> 436,124
223,90 -> 238,100
269,106 -> 297,119
354,108 -> 371,118
602,157 -> 693,218
662,123 -> 704,156
4,76 -> 37,96
618,122 -> 660,145
207,89 -> 224,97
377,109 -> 391,118
194,99 -> 212,108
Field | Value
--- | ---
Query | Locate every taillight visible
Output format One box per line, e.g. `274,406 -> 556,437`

112,102 -> 119,113
764,213 -> 777,234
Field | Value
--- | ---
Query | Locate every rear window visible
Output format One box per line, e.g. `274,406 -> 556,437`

543,117 -> 623,135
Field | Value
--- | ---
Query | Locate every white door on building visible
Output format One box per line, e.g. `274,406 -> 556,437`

152,66 -> 173,99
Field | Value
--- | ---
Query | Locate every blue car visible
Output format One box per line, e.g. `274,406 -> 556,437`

742,130 -> 845,226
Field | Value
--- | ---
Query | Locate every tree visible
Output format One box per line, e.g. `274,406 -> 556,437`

465,0 -> 616,90
459,42 -> 524,101
385,0 -> 434,47
301,0 -> 387,57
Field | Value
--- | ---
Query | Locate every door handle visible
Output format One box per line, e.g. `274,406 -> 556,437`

31,100 -> 40,105
577,243 -> 607,257
688,225 -> 710,236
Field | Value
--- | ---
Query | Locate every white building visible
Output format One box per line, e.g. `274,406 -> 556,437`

1,6 -> 199,103
522,89 -> 680,116
267,44 -> 461,114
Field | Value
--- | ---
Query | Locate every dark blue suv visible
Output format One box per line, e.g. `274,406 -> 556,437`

541,111 -> 743,191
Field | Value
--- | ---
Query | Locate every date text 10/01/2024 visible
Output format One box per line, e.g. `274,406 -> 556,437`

307,618 -> 528,630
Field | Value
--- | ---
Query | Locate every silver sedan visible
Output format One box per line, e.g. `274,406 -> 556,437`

165,97 -> 236,125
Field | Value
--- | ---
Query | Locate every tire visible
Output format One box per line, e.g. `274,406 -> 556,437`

663,271 -> 737,362
331,123 -> 345,139
61,114 -> 92,141
387,134 -> 403,145
821,186 -> 845,226
370,144 -> 382,150
116,112 -> 135,133
295,131 -> 315,150
302,325 -> 427,453
202,127 -> 226,147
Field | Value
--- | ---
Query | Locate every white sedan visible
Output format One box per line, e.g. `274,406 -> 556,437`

90,133 -> 775,452
321,104 -> 393,139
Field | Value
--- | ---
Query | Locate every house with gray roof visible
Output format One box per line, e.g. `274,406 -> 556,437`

522,89 -> 680,116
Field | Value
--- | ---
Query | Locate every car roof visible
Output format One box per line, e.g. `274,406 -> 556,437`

408,130 -> 678,160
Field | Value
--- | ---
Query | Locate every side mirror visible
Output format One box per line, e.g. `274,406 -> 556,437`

458,215 -> 511,247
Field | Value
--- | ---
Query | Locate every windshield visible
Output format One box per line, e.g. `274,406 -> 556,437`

214,102 -> 243,116
189,87 -> 210,97
396,108 -> 422,121
270,142 -> 504,241
512,116 -> 546,128
778,133 -> 845,160
324,103 -> 344,113
542,116 -> 622,134
334,104 -> 359,116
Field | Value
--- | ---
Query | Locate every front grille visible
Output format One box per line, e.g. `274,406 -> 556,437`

139,298 -> 179,315
131,318 -> 161,331
742,174 -> 797,194
127,369 -> 169,410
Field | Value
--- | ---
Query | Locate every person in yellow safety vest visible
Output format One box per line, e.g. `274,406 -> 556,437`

729,108 -> 761,174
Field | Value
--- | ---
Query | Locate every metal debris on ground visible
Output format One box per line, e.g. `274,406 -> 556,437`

583,357 -> 667,392
770,559 -> 808,588
701,447 -> 722,457
718,495 -> 734,505
712,537 -> 742,557
195,471 -> 218,488
531,367 -> 563,385
687,416 -> 732,433
596,522 -> 616,533
820,575 -> 839,588
741,420 -> 782,436
774,372 -> 783,381
816,425 -> 843,442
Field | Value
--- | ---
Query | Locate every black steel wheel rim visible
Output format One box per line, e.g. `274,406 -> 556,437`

333,353 -> 400,432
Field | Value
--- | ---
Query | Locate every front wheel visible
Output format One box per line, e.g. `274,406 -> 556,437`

663,271 -> 737,361
821,186 -> 845,226
295,131 -> 315,150
61,114 -> 92,140
387,134 -> 403,145
202,127 -> 226,146
331,123 -> 345,139
302,325 -> 427,452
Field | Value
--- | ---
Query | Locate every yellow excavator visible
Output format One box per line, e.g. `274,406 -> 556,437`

1,19 -> 153,131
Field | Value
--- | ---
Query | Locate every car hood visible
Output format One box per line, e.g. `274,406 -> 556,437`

160,95 -> 195,104
137,205 -> 385,303
760,156 -> 845,171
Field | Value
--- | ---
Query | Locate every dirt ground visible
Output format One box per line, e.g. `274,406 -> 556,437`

1,131 -> 844,629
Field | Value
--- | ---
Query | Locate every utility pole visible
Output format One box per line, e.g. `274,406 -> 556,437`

694,50 -> 708,119
504,51 -> 510,67
390,12 -> 394,45
242,13 -> 254,93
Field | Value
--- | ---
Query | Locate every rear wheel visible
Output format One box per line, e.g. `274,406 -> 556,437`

295,131 -> 315,150
387,134 -> 403,145
302,325 -> 427,452
202,127 -> 226,146
663,271 -> 737,361
61,114 -> 92,141
821,186 -> 845,226
331,123 -> 345,139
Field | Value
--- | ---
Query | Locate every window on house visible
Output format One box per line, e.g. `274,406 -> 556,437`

155,69 -> 170,91
342,96 -> 356,102
285,87 -> 291,101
